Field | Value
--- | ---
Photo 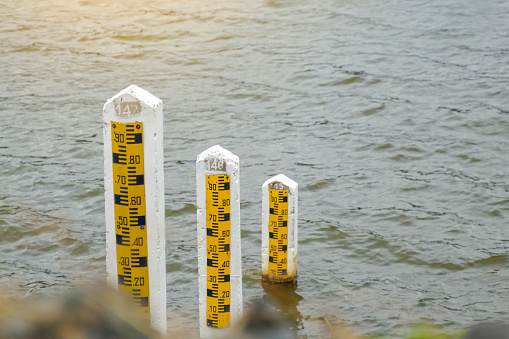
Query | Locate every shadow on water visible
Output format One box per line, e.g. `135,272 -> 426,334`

262,281 -> 304,334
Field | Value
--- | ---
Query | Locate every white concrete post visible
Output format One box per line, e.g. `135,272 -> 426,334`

196,145 -> 242,338
103,85 -> 167,334
262,174 -> 298,283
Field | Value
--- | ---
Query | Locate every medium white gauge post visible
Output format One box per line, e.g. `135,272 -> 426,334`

103,85 -> 167,334
262,174 -> 298,284
196,145 -> 242,338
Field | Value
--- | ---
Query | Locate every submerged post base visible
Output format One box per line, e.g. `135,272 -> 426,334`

262,274 -> 297,284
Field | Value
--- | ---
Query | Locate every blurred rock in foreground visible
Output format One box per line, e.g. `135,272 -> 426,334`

0,287 -> 297,339
0,286 -> 164,339
226,299 -> 296,339
462,323 -> 509,339
2,286 -> 505,339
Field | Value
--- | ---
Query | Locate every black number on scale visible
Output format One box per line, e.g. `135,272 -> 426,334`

134,277 -> 145,286
114,132 -> 124,143
208,183 -> 216,191
116,175 -> 126,184
116,216 -> 128,229
129,155 -> 140,164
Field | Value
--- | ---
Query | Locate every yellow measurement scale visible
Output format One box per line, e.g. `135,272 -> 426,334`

111,121 -> 150,320
206,174 -> 231,328
268,188 -> 289,279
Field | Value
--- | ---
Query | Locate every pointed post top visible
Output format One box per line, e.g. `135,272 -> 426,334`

197,145 -> 239,165
263,174 -> 298,190
103,85 -> 162,119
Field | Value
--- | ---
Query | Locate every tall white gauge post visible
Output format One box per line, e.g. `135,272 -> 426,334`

262,174 -> 298,284
103,85 -> 167,334
196,145 -> 242,338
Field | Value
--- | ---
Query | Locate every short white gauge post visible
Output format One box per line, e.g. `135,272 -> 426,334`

262,174 -> 298,284
196,145 -> 242,338
103,85 -> 167,334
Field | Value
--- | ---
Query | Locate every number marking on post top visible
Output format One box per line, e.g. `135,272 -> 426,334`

206,174 -> 231,328
268,188 -> 289,277
112,121 -> 150,319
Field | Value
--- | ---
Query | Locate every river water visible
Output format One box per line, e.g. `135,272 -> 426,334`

0,0 -> 508,337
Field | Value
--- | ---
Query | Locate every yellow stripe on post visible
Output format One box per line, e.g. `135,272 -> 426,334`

112,121 -> 150,320
206,174 -> 231,328
268,188 -> 289,280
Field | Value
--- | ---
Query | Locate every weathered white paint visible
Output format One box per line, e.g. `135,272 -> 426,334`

196,145 -> 242,338
262,174 -> 298,283
103,85 -> 167,334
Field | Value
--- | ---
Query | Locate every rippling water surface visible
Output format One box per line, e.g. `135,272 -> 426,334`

1,0 -> 508,337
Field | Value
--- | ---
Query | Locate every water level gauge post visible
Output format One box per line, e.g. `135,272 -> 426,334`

103,85 -> 167,335
196,145 -> 242,338
262,174 -> 298,284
